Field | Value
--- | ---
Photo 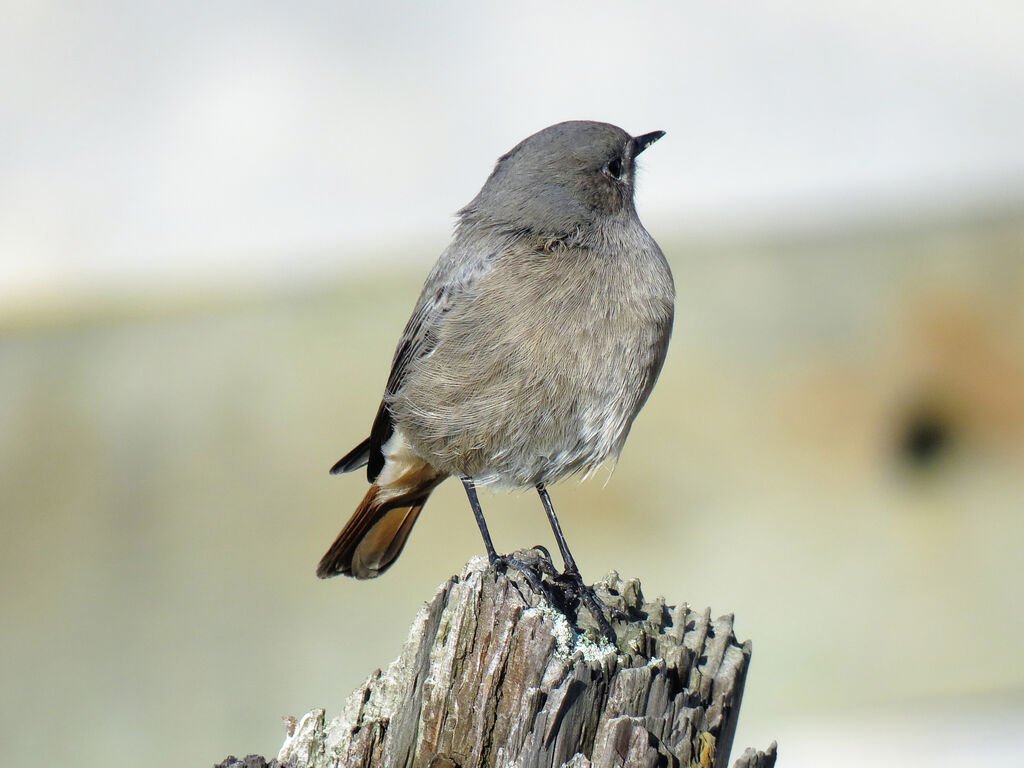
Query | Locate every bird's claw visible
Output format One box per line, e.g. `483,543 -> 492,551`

555,569 -> 618,643
530,544 -> 553,564
489,552 -> 546,595
526,545 -> 560,578
487,551 -> 618,644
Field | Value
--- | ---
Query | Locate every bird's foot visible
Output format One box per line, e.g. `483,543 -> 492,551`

525,545 -> 561,578
554,568 -> 620,644
488,550 -> 551,595
486,550 -> 618,644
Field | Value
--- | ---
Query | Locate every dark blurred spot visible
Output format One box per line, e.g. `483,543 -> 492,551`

900,411 -> 952,468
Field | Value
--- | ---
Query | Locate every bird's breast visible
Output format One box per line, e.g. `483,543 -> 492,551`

390,237 -> 673,487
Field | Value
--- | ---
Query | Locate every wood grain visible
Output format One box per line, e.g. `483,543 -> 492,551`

273,554 -> 775,768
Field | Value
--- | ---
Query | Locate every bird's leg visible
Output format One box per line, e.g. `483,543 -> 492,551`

461,478 -> 547,593
536,483 -> 617,642
536,483 -> 582,574
462,477 -> 499,562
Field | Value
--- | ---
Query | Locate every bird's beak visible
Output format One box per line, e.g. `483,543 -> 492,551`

632,131 -> 666,156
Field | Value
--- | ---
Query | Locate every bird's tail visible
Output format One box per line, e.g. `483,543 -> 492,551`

317,451 -> 445,579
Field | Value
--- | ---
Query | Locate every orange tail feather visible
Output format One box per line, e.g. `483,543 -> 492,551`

317,482 -> 436,579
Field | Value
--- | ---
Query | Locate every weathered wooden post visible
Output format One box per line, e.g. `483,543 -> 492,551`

218,555 -> 776,768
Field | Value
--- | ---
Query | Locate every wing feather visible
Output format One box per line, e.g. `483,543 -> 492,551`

362,234 -> 504,481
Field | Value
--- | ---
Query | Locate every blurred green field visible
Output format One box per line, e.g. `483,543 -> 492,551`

2,213 -> 1023,766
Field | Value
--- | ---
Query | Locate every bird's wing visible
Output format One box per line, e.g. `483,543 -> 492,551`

363,235 -> 505,481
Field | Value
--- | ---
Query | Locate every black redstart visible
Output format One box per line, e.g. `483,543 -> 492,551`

318,121 -> 673,637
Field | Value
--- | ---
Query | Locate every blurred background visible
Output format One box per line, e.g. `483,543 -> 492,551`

2,2 -> 1023,766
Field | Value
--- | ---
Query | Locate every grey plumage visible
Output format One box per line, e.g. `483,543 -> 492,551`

319,120 -> 673,580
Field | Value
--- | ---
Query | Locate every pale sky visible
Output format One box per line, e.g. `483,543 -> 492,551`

2,1 -> 1024,301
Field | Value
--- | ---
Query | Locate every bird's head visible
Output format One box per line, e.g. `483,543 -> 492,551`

460,120 -> 665,239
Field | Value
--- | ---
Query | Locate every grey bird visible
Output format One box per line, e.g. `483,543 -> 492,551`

318,120 -> 673,635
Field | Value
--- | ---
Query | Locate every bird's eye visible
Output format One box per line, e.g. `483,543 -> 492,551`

603,157 -> 623,180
